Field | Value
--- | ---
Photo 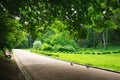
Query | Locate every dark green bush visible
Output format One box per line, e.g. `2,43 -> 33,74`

54,45 -> 76,52
113,51 -> 119,53
97,52 -> 102,55
92,52 -> 95,54
84,52 -> 90,54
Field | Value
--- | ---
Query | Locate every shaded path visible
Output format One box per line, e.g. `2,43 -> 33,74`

13,49 -> 120,80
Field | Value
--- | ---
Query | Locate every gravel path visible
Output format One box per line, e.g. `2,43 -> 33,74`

13,49 -> 120,80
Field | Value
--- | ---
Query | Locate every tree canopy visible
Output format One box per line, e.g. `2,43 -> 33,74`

0,0 -> 120,51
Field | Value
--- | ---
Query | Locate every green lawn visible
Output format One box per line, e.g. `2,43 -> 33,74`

30,46 -> 120,71
55,53 -> 120,71
77,46 -> 120,54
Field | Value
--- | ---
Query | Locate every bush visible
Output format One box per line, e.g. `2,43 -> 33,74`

42,43 -> 53,51
54,45 -> 76,52
50,32 -> 79,51
41,31 -> 79,52
33,41 -> 42,50
64,45 -> 76,52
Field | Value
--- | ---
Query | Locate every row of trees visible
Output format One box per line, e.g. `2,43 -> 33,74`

0,0 -> 120,54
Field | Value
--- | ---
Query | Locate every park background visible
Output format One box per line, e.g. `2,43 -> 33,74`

0,0 -> 120,72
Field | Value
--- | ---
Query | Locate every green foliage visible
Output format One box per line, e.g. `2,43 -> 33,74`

42,43 -> 53,51
1,0 -> 120,51
0,50 -> 4,56
33,41 -> 42,50
108,28 -> 120,43
39,20 -> 79,52
0,16 -> 25,51
54,45 -> 76,52
50,19 -> 67,32
16,36 -> 29,48
41,31 -> 79,52
111,9 -> 120,27
51,32 -> 79,49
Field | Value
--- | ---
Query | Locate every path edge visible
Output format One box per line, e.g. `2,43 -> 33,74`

13,53 -> 33,80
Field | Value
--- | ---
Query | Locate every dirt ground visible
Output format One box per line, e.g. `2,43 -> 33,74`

0,56 -> 24,80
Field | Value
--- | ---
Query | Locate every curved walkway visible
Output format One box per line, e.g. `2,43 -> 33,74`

13,49 -> 120,80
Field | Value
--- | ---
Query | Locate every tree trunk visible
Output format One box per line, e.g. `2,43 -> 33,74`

103,29 -> 108,50
93,32 -> 97,49
105,28 -> 108,50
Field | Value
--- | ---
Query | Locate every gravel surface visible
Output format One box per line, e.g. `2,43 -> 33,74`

13,49 -> 120,80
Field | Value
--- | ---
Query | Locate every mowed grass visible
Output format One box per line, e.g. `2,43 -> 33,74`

31,50 -> 120,71
77,46 -> 120,54
55,53 -> 120,71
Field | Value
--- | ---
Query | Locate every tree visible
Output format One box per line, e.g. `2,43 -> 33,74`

0,14 -> 25,55
111,9 -> 120,27
46,0 -> 120,39
39,19 -> 79,52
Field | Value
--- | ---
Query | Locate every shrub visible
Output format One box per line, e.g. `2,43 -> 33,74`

64,45 -> 76,52
33,41 -> 42,50
113,51 -> 119,53
41,31 -> 79,52
54,45 -> 64,51
42,43 -> 53,51
50,32 -> 79,49
54,45 -> 76,52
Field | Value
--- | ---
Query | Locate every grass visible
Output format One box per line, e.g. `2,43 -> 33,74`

30,46 -> 120,71
56,53 -> 120,71
77,45 -> 120,54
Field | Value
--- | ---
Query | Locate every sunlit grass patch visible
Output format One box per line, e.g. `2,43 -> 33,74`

31,49 -> 120,71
